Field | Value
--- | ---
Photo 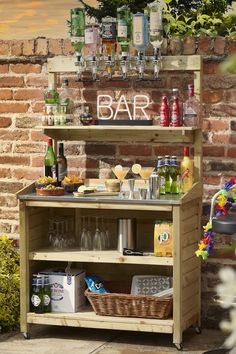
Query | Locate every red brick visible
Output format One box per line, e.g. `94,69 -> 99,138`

49,39 -> 63,55
83,90 -> 99,102
31,101 -> 45,113
0,143 -> 12,153
0,103 -> 28,113
227,147 -> 236,158
85,144 -> 116,156
11,40 -> 23,56
203,90 -> 224,104
0,155 -> 29,166
203,146 -> 225,157
0,168 -> 11,178
15,116 -> 38,129
0,89 -> 12,100
14,143 -> 44,154
214,37 -> 226,55
197,37 -> 213,55
0,40 -> 10,55
203,63 -> 219,75
0,76 -> 24,87
0,64 -> 9,73
35,38 -> 48,56
0,223 -> 11,233
22,40 -> 35,56
13,89 -> 44,100
0,117 -> 12,128
183,37 -> 196,55
209,103 -> 236,118
226,37 -> 236,54
161,38 -> 168,55
202,119 -> 210,130
31,156 -> 44,167
208,119 -> 229,131
0,209 -> 19,220
30,131 -> 48,142
69,157 -> 98,169
62,39 -> 75,55
203,175 -> 221,186
26,76 -> 48,87
169,38 -> 182,55
0,130 -> 29,140
10,63 -> 42,74
206,76 -> 234,90
229,134 -> 236,144
153,145 -> 183,157
224,90 -> 236,103
212,133 -> 230,144
12,168 -> 41,181
0,196 -> 18,208
0,181 -> 23,193
119,144 -> 152,156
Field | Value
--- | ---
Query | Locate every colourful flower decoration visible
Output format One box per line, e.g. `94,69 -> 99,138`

196,178 -> 236,260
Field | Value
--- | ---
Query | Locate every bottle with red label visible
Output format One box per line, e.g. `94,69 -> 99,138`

183,84 -> 200,127
180,146 -> 194,193
160,96 -> 169,127
171,96 -> 181,127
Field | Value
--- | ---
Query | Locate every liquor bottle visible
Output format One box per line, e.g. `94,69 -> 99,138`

156,156 -> 165,195
44,83 -> 59,105
31,275 -> 44,314
60,79 -> 74,124
169,88 -> 183,126
164,155 -> 171,193
102,16 -> 117,57
148,0 -> 165,54
47,106 -> 54,126
117,5 -> 131,58
42,275 -> 51,313
57,143 -> 68,184
79,106 -> 93,125
85,24 -> 100,57
171,96 -> 181,127
183,84 -> 200,127
170,156 -> 180,194
44,138 -> 57,179
132,13 -> 149,54
160,96 -> 169,127
70,8 -> 85,55
180,146 -> 194,193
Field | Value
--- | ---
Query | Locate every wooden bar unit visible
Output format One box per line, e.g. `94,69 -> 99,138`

18,55 -> 202,350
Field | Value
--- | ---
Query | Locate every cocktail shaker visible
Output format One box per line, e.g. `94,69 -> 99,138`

117,218 -> 136,253
149,174 -> 160,199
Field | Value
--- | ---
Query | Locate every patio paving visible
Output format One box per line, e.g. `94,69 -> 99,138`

0,326 -> 230,354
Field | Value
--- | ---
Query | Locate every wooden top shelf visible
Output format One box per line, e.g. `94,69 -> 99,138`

39,126 -> 200,143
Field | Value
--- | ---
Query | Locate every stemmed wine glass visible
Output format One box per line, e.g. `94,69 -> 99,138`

93,217 -> 106,250
80,216 -> 93,251
111,165 -> 130,196
132,164 -> 154,195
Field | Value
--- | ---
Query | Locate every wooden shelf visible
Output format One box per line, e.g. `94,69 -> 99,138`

39,126 -> 199,143
29,249 -> 173,266
27,309 -> 173,333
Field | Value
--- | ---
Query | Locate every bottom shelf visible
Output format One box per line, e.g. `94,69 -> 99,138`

27,307 -> 173,333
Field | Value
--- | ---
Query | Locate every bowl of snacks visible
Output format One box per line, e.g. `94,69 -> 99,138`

36,184 -> 64,196
105,179 -> 121,193
35,176 -> 57,189
61,176 -> 84,193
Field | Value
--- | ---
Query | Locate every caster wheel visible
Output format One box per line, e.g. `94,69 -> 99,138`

174,343 -> 183,351
195,326 -> 202,334
23,332 -> 30,340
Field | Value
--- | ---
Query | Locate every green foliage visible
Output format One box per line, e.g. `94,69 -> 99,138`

78,0 -> 236,37
0,235 -> 20,332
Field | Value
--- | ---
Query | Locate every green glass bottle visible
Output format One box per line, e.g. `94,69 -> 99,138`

164,155 -> 171,194
31,275 -> 44,314
117,5 -> 131,57
44,138 -> 57,179
170,156 -> 180,194
44,83 -> 59,105
42,275 -> 51,313
156,156 -> 165,195
70,8 -> 85,54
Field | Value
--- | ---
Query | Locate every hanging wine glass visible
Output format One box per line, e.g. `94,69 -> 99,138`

80,216 -> 93,251
93,217 -> 105,250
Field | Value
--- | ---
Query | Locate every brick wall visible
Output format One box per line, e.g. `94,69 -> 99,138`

0,36 -> 236,327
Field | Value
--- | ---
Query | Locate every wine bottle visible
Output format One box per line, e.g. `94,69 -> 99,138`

57,143 -> 68,184
44,138 -> 57,179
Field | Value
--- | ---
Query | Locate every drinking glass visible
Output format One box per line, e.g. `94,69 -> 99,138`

93,217 -> 106,250
80,216 -> 93,251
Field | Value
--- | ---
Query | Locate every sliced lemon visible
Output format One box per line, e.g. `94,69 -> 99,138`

77,185 -> 86,193
132,163 -> 142,174
114,164 -> 123,173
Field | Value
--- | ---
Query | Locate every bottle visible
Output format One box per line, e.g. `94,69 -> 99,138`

169,88 -> 183,126
170,156 -> 180,194
171,96 -> 181,127
117,5 -> 131,57
132,12 -> 149,54
31,275 -> 44,314
47,106 -> 54,126
79,106 -> 93,125
102,16 -> 117,57
44,83 -> 59,105
183,84 -> 200,127
44,138 -> 57,179
164,155 -> 171,193
85,24 -> 100,57
42,275 -> 51,313
57,143 -> 68,184
160,96 -> 169,127
60,79 -> 74,124
180,146 -> 194,193
70,8 -> 85,55
156,156 -> 165,195
148,0 -> 165,53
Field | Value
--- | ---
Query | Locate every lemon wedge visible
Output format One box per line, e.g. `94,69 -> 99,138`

114,164 -> 123,173
132,163 -> 142,174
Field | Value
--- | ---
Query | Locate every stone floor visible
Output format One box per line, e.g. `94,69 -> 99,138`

0,326 -> 231,354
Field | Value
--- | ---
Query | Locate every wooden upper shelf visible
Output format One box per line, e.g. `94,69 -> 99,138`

40,126 -> 199,143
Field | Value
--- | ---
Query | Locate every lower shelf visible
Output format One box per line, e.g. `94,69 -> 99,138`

27,307 -> 173,333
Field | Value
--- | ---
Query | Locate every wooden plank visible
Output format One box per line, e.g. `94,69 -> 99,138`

16,182 -> 35,197
29,249 -> 173,266
183,293 -> 199,316
27,311 -> 173,333
182,256 -> 200,275
47,55 -> 202,73
182,230 -> 199,248
180,182 -> 202,204
182,313 -> 199,332
182,282 -> 199,302
182,214 -> 199,234
182,267 -> 200,288
182,243 -> 198,261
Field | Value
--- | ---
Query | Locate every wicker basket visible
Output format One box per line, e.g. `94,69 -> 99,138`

85,289 -> 173,319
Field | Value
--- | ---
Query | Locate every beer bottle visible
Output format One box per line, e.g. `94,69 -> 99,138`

170,156 -> 180,194
164,155 -> 171,194
31,274 -> 44,313
42,275 -> 51,313
156,156 -> 165,195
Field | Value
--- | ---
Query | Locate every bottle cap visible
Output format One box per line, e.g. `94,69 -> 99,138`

62,79 -> 69,87
184,146 -> 190,156
172,88 -> 179,94
48,138 -> 53,146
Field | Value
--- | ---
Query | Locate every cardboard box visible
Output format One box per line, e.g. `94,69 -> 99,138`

154,221 -> 173,257
40,268 -> 86,312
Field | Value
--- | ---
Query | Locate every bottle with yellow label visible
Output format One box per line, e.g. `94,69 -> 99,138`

180,146 -> 194,193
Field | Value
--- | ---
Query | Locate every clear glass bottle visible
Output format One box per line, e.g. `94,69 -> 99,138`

85,24 -> 100,57
60,79 -> 74,124
117,5 -> 131,57
132,12 -> 149,54
57,143 -> 68,184
183,84 -> 200,127
148,0 -> 165,53
102,16 -> 117,79
70,8 -> 85,55
44,83 -> 59,105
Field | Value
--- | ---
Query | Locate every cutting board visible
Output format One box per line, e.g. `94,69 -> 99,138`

73,191 -> 120,197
